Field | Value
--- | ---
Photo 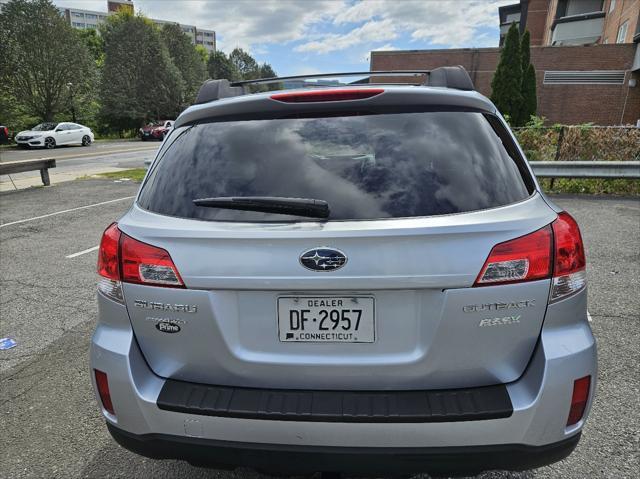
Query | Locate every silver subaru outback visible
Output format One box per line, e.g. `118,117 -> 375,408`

91,68 -> 596,476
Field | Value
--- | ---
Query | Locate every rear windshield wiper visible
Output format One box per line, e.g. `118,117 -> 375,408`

192,196 -> 330,219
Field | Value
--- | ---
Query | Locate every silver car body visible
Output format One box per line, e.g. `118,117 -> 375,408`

91,83 -> 596,475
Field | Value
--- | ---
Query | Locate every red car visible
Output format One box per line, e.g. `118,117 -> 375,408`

139,120 -> 174,141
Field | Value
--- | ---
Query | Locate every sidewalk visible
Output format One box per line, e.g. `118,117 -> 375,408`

0,166 -> 138,191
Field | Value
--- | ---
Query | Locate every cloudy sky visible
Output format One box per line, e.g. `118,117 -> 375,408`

53,0 -> 512,75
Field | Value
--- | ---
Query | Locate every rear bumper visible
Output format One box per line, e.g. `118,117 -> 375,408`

108,422 -> 580,475
91,292 -> 597,473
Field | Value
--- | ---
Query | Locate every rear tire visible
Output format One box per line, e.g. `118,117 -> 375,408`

44,137 -> 56,149
82,135 -> 91,146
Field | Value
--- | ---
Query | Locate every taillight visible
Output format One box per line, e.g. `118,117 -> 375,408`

474,226 -> 552,286
94,369 -> 115,415
120,233 -> 184,287
474,212 -> 586,300
270,88 -> 384,103
567,375 -> 591,426
550,212 -> 586,302
97,224 -> 184,302
97,223 -> 124,302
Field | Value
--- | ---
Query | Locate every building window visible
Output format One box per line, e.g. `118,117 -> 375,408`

205,41 -> 213,46
86,13 -> 97,19
72,22 -> 85,28
609,0 -> 616,12
73,12 -> 84,18
204,32 -> 213,37
86,23 -> 97,29
616,21 -> 628,43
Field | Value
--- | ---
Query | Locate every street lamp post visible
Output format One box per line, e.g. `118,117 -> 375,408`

67,82 -> 76,123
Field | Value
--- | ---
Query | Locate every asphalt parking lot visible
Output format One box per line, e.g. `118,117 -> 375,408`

0,179 -> 638,478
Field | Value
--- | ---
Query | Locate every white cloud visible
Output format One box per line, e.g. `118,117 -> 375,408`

52,0 -> 509,55
334,0 -> 511,47
135,0 -> 346,52
295,18 -> 397,54
372,43 -> 398,52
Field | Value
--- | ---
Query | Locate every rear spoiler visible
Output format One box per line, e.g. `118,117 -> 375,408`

194,66 -> 474,105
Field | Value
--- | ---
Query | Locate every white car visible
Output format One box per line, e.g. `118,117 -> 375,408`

15,122 -> 94,149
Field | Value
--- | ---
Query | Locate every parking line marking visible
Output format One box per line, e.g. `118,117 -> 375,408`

0,196 -> 135,228
66,245 -> 99,258
587,311 -> 593,322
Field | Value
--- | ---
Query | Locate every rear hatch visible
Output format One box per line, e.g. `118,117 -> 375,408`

119,104 -> 555,390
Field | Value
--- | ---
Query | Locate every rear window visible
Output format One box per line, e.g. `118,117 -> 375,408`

138,112 -> 531,222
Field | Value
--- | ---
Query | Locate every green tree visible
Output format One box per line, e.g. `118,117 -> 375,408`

207,50 -> 238,80
77,28 -> 105,67
258,63 -> 280,91
490,22 -> 523,125
0,0 -> 95,122
519,30 -> 537,125
229,47 -> 259,79
160,23 -> 206,105
194,45 -> 209,65
100,11 -> 184,133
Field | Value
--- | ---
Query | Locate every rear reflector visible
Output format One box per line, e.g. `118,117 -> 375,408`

271,88 -> 384,103
567,376 -> 590,426
94,369 -> 115,415
475,226 -> 552,286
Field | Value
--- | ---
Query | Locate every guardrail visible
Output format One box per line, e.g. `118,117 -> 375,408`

142,158 -> 639,179
0,158 -> 57,186
529,161 -> 640,179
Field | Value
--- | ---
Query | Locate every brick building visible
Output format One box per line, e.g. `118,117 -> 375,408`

372,0 -> 640,125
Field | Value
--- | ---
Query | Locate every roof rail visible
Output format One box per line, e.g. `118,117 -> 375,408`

229,71 -> 430,86
194,67 -> 474,104
194,79 -> 246,105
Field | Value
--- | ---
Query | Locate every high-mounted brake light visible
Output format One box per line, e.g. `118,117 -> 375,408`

550,212 -> 586,302
94,369 -> 115,415
97,223 -> 184,302
567,375 -> 591,426
475,226 -> 553,286
270,88 -> 384,103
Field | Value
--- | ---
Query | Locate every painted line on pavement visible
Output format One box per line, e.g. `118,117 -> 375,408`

0,196 -> 135,228
66,245 -> 99,258
587,311 -> 593,322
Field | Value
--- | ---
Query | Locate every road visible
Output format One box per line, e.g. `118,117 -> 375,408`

0,178 -> 638,478
0,141 -> 158,191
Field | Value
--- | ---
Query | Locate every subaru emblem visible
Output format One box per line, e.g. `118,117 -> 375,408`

299,247 -> 347,272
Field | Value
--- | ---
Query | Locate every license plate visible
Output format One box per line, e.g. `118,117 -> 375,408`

277,296 -> 375,343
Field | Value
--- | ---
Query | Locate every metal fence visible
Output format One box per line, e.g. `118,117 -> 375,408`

513,126 -> 640,163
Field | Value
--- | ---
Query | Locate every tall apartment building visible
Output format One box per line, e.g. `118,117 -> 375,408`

499,0 -> 639,46
58,0 -> 216,52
